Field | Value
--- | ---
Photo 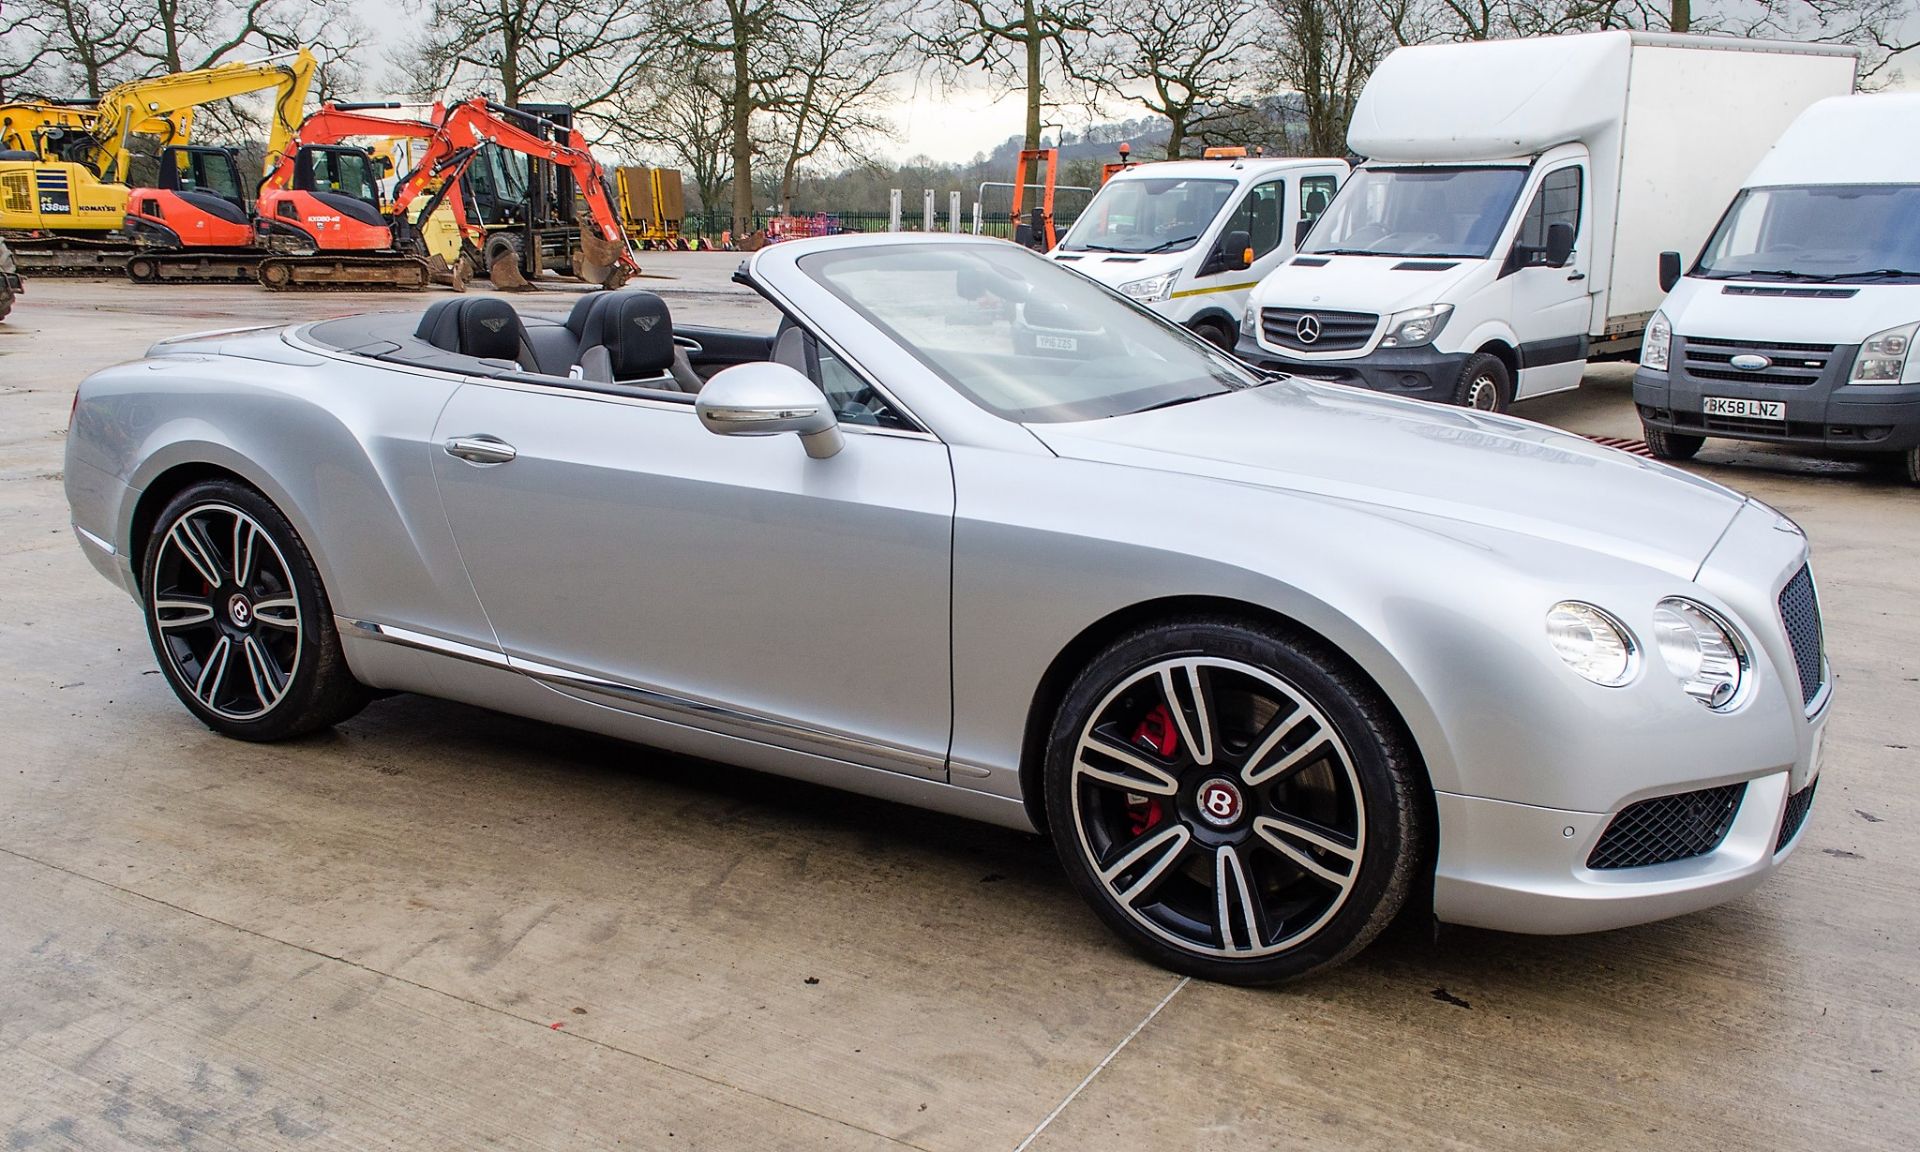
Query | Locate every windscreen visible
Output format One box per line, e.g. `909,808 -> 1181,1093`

1056,177 -> 1235,254
1305,166 -> 1527,259
799,243 -> 1256,423
1696,184 -> 1920,283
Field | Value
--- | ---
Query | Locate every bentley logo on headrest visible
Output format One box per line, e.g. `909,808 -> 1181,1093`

634,316 -> 659,332
480,318 -> 508,332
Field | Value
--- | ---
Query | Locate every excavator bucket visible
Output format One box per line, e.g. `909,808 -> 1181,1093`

574,225 -> 632,290
488,248 -> 532,292
425,253 -> 468,293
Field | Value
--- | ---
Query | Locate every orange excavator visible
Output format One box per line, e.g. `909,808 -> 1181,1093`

124,98 -> 636,291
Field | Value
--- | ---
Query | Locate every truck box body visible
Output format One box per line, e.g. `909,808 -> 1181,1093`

1241,31 -> 1858,409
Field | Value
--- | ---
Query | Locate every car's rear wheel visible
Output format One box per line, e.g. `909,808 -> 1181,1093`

1643,424 -> 1705,461
141,479 -> 369,741
1043,619 -> 1424,984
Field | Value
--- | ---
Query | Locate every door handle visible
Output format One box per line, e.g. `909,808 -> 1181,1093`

444,436 -> 517,464
1567,272 -> 1587,282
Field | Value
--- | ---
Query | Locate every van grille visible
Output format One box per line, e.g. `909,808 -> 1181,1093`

1680,336 -> 1836,387
1260,307 -> 1376,352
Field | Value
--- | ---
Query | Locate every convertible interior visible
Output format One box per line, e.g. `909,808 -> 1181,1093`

303,290 -> 900,425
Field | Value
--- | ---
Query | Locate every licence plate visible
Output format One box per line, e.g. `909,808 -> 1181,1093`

1702,396 -> 1785,421
1036,334 -> 1077,351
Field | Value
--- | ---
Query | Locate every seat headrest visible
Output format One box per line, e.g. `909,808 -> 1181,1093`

579,291 -> 675,380
565,290 -> 605,336
415,297 -> 528,365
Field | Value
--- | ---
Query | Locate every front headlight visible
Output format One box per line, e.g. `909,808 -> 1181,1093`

1377,304 -> 1452,349
1852,320 -> 1918,383
1641,310 -> 1672,371
1119,271 -> 1179,304
1652,598 -> 1748,709
1243,302 -> 1257,332
1546,602 -> 1638,687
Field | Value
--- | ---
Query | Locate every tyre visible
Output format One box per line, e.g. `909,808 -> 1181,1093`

1642,424 -> 1705,462
1452,352 -> 1512,412
141,479 -> 370,741
1191,319 -> 1236,353
1043,617 -> 1425,984
1896,447 -> 1920,486
483,232 -> 530,290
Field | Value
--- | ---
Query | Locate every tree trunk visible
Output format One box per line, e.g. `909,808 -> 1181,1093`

1023,0 -> 1043,151
1671,0 -> 1690,32
730,35 -> 755,236
1165,113 -> 1185,160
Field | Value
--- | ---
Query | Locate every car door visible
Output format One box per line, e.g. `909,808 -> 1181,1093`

429,371 -> 955,781
1505,161 -> 1592,398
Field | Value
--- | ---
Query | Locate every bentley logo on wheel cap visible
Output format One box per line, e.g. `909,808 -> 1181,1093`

227,594 -> 253,627
1295,314 -> 1322,345
1196,778 -> 1245,827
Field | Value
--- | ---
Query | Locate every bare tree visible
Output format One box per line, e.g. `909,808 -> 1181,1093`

0,0 -> 147,99
1092,0 -> 1262,158
400,0 -> 667,120
661,0 -> 800,234
916,0 -> 1103,151
1266,0 -> 1405,156
768,0 -> 905,208
606,53 -> 741,214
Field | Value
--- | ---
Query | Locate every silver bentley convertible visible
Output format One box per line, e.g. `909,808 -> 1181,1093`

65,234 -> 1831,983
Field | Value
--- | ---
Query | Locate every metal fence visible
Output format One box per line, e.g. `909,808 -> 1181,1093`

678,190 -> 1093,247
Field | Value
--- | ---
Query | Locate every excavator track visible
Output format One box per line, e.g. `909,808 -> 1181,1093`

126,250 -> 261,284
256,254 -> 434,292
4,235 -> 141,276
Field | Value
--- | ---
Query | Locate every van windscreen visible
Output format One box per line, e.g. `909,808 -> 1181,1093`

1304,166 -> 1526,260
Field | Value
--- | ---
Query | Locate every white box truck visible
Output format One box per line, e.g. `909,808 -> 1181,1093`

1050,154 -> 1349,350
1237,31 -> 1858,411
1635,93 -> 1920,483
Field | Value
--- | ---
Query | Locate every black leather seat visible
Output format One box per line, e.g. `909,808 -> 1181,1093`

414,297 -> 538,370
573,291 -> 704,391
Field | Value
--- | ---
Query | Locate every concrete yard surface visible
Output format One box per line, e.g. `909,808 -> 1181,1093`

0,262 -> 1914,1150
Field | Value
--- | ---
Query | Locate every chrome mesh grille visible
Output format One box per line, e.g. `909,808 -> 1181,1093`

1778,565 -> 1825,708
1776,779 -> 1818,853
1587,783 -> 1747,870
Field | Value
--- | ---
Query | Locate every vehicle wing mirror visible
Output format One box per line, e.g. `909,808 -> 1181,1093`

1217,229 -> 1252,272
1544,221 -> 1575,268
1659,250 -> 1683,293
696,362 -> 843,459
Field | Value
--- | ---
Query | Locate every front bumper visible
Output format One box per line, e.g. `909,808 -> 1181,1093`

1234,336 -> 1468,402
1433,763 -> 1818,934
1635,355 -> 1920,453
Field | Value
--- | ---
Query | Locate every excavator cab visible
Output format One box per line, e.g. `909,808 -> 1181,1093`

124,145 -> 254,252
157,146 -> 248,217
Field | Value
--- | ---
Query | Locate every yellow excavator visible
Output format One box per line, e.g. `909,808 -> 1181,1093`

0,48 -> 314,274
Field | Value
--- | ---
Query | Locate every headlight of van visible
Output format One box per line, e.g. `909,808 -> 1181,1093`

1852,321 -> 1918,383
1119,271 -> 1179,304
1641,311 -> 1672,371
1377,304 -> 1452,348
1244,302 -> 1258,332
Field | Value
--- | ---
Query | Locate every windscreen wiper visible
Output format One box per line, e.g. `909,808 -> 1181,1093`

1717,268 -> 1826,281
1821,268 -> 1920,281
1141,235 -> 1202,253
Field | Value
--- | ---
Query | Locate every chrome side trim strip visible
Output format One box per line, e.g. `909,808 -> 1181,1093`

73,524 -> 117,556
341,617 -> 949,776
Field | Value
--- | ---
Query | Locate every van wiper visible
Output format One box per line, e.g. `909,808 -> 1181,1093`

1142,235 -> 1202,252
1711,268 -> 1825,281
1821,268 -> 1920,281
1310,248 -> 1382,256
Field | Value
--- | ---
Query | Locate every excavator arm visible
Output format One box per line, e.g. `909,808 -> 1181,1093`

88,48 -> 316,182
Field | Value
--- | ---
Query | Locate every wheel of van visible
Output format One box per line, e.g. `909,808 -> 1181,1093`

1043,617 -> 1424,984
1900,447 -> 1920,486
1191,319 -> 1236,353
1452,353 -> 1511,412
141,479 -> 370,741
1642,424 -> 1705,462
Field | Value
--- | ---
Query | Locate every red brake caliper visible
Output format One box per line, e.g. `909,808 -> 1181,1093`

1126,705 -> 1178,836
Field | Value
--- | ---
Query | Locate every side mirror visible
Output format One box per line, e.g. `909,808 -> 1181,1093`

1217,229 -> 1252,272
1659,250 -> 1683,293
696,362 -> 843,459
1544,221 -> 1575,268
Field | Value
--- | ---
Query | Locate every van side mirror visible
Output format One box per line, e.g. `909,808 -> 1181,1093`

1544,221 -> 1575,268
1210,229 -> 1252,273
1659,250 -> 1683,293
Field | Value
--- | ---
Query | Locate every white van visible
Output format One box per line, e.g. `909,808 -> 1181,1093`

1239,31 -> 1857,410
1050,155 -> 1349,350
1635,94 -> 1920,483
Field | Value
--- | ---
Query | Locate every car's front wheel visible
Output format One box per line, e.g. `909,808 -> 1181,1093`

141,479 -> 370,741
1043,619 -> 1424,984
